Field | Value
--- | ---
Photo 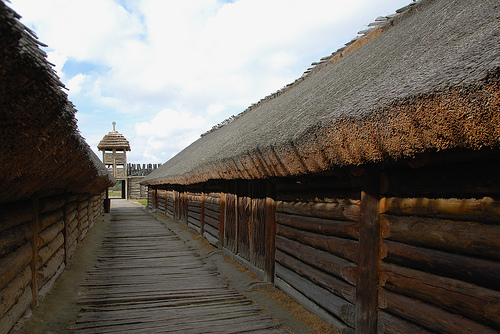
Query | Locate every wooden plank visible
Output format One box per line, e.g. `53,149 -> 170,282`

378,311 -> 433,334
276,263 -> 355,328
219,192 -> 226,250
276,249 -> 355,303
384,239 -> 500,290
265,182 -> 276,282
30,193 -> 39,308
380,290 -> 498,334
277,200 -> 361,223
277,224 -> 358,263
355,168 -> 380,334
382,214 -> 500,260
382,262 -> 500,329
276,235 -> 357,285
277,212 -> 359,239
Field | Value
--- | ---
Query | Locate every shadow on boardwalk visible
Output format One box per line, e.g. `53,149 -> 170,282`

12,200 -> 321,334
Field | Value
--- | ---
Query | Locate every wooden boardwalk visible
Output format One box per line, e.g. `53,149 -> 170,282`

69,202 -> 288,333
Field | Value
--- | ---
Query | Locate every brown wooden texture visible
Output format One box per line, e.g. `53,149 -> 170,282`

380,290 -> 498,334
382,214 -> 500,260
276,200 -> 361,222
219,192 -> 226,250
276,263 -> 356,328
0,265 -> 31,319
277,212 -> 359,239
356,169 -> 380,334
30,194 -> 39,308
237,182 -> 251,261
276,249 -> 355,303
277,224 -> 358,263
382,262 -> 500,329
0,200 -> 33,233
69,202 -> 287,334
380,196 -> 500,223
224,192 -> 237,253
276,236 -> 356,285
200,192 -> 206,235
264,181 -> 276,282
384,239 -> 500,290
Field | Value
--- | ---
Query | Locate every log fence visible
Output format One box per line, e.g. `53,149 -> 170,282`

147,157 -> 500,333
0,191 -> 107,334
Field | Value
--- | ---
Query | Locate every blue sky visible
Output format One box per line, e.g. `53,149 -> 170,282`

10,0 -> 411,164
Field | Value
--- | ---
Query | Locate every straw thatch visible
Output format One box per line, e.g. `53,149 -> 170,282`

143,0 -> 500,186
97,126 -> 131,151
0,1 -> 115,203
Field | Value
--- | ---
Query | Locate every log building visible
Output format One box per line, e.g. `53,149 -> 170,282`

0,2 -> 115,333
142,0 -> 500,333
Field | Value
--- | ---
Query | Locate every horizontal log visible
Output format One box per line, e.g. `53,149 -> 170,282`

0,283 -> 32,334
380,197 -> 500,223
37,232 -> 64,268
78,207 -> 88,220
39,208 -> 63,231
274,277 -> 355,334
383,262 -> 500,329
188,206 -> 202,215
187,222 -> 201,234
39,195 -> 65,214
38,262 -> 65,299
276,249 -> 355,303
276,189 -> 362,203
77,199 -> 89,210
67,226 -> 79,247
67,217 -> 78,235
378,311 -> 433,334
275,263 -> 356,328
0,200 -> 33,233
204,215 -> 219,229
37,246 -> 64,290
384,240 -> 500,290
204,208 -> 220,221
0,242 -> 32,291
204,202 -> 220,212
277,212 -> 359,239
0,265 -> 31,318
187,216 -> 201,228
203,223 -> 218,240
203,231 -> 218,247
205,197 -> 220,206
276,235 -> 357,285
277,201 -> 361,223
0,221 -> 33,257
382,214 -> 500,260
67,239 -> 78,260
380,289 -> 498,334
37,219 -> 64,249
277,224 -> 358,263
79,227 -> 89,241
66,209 -> 77,226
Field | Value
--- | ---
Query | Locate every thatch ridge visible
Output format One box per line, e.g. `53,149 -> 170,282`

142,0 -> 499,186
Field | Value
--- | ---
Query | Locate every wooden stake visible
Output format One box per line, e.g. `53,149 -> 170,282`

30,193 -> 39,308
356,167 -> 380,334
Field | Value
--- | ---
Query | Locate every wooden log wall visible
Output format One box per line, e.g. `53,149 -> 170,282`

274,172 -> 362,333
0,191 -> 107,334
377,159 -> 500,334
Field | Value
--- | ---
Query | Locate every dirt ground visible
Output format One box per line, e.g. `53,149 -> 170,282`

12,199 -> 338,334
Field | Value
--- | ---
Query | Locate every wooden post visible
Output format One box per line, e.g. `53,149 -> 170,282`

264,180 -> 276,283
200,190 -> 206,236
219,189 -> 226,250
356,167 -> 381,333
63,193 -> 70,265
30,193 -> 39,308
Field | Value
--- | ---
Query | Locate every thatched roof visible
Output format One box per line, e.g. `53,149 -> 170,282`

0,1 -> 115,203
143,0 -> 500,186
98,124 -> 131,151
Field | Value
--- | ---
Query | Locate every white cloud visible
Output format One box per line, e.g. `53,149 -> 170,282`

10,0 -> 411,163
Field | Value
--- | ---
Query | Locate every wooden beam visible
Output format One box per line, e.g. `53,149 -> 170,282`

200,191 -> 206,236
219,190 -> 226,250
30,193 -> 39,308
265,180 -> 276,282
356,167 -> 380,334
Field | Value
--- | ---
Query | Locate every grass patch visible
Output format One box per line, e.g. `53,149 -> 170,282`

137,199 -> 148,206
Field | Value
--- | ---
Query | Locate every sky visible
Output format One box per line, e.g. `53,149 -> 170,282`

10,0 -> 411,164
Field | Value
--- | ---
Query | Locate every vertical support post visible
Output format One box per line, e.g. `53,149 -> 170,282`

164,189 -> 168,216
264,180 -> 276,283
219,189 -> 226,250
63,193 -> 70,265
30,193 -> 39,308
356,167 -> 381,334
200,190 -> 206,236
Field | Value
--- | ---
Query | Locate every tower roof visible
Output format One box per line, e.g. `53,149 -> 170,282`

98,122 -> 131,151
